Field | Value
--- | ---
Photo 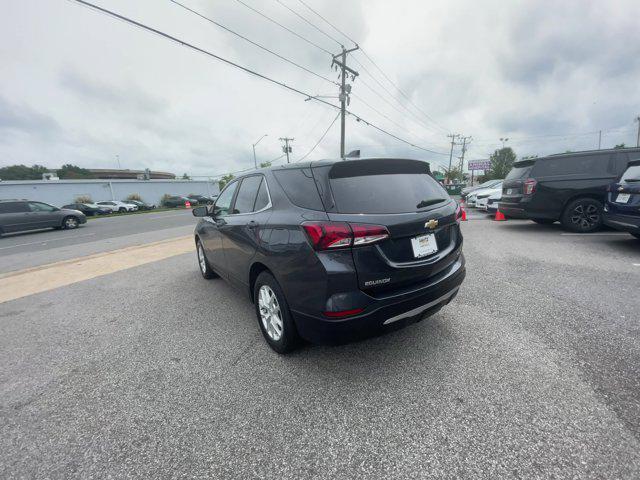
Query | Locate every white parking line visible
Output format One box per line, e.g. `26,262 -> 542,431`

0,233 -> 96,250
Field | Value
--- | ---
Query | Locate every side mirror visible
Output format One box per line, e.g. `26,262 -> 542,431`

192,206 -> 209,217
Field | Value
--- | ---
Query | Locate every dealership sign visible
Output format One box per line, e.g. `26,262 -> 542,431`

468,160 -> 492,170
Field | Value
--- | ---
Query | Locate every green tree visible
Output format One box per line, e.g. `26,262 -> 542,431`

0,164 -> 49,180
442,165 -> 464,182
218,174 -> 234,190
57,164 -> 94,179
259,161 -> 272,168
487,147 -> 517,179
614,143 -> 626,149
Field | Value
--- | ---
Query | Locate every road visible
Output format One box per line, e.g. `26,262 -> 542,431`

0,209 -> 196,273
1,212 -> 639,479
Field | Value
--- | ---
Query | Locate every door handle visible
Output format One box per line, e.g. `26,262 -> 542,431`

247,220 -> 259,229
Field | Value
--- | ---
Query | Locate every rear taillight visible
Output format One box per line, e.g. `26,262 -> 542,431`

301,221 -> 389,251
523,178 -> 537,195
455,204 -> 462,224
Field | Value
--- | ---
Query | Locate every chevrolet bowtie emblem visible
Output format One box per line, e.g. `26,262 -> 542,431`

425,219 -> 439,230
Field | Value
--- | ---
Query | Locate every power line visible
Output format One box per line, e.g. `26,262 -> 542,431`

296,0 -> 448,133
296,0 -> 357,46
169,0 -> 337,86
233,0 -> 332,55
69,0 -> 446,157
275,0 -> 341,48
297,111 -> 340,161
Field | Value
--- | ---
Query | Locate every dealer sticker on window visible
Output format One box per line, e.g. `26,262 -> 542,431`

411,233 -> 438,258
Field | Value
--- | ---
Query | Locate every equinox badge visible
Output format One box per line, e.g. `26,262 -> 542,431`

425,219 -> 439,230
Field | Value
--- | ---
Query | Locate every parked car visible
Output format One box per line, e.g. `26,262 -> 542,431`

0,199 -> 86,235
460,179 -> 503,201
603,160 -> 640,239
122,199 -> 155,210
486,192 -> 502,214
163,195 -> 196,208
62,202 -> 109,216
466,182 -> 503,208
192,158 -> 466,353
96,201 -> 138,213
500,148 -> 640,232
474,183 -> 503,211
186,194 -> 216,205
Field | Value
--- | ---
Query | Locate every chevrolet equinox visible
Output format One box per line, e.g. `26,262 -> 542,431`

192,158 -> 466,353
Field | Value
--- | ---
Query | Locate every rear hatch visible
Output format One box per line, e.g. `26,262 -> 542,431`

315,159 -> 461,298
502,159 -> 536,204
608,162 -> 640,217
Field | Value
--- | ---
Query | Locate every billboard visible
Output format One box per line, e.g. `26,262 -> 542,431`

468,160 -> 492,170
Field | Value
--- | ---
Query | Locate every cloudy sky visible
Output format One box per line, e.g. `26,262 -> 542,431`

2,0 -> 639,177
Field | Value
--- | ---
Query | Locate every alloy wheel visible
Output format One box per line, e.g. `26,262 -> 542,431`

65,217 -> 78,229
197,243 -> 207,273
258,285 -> 283,341
570,204 -> 599,229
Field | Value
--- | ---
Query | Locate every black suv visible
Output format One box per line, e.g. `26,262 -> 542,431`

500,148 -> 640,232
192,158 -> 465,353
603,160 -> 640,239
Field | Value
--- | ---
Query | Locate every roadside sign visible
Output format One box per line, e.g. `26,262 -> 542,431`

468,160 -> 492,170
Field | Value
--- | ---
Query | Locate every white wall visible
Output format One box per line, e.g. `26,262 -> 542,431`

0,179 -> 220,207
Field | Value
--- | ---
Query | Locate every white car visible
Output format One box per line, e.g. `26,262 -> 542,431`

96,200 -> 138,213
486,192 -> 502,214
468,182 -> 503,209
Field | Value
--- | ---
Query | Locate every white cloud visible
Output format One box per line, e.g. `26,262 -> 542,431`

1,0 -> 639,177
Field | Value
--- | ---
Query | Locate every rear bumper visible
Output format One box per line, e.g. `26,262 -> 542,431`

292,254 -> 466,344
603,212 -> 640,233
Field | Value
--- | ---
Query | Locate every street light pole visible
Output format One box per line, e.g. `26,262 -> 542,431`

252,134 -> 268,169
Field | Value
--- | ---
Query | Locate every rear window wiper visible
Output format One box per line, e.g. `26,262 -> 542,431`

624,178 -> 640,182
416,198 -> 446,209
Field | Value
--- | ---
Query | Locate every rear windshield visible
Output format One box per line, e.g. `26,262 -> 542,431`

621,163 -> 640,182
328,159 -> 447,214
506,160 -> 535,180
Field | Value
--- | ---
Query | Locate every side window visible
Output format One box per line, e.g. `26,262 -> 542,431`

542,155 -> 609,176
253,178 -> 270,211
214,181 -> 239,216
0,202 -> 29,213
273,168 -> 324,211
232,175 -> 263,214
29,202 -> 56,212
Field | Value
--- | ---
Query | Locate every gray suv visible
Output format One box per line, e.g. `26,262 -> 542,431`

0,199 -> 87,236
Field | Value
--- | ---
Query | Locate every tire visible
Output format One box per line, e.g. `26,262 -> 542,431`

253,271 -> 300,354
196,239 -> 217,279
532,218 -> 555,225
62,216 -> 79,229
560,198 -> 603,233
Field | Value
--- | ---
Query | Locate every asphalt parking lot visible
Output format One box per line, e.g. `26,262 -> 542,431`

1,211 -> 639,479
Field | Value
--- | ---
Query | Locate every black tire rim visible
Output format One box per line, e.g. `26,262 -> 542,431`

570,204 -> 599,229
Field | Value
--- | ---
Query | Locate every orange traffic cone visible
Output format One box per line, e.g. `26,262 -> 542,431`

461,206 -> 467,221
494,210 -> 506,221
185,201 -> 191,209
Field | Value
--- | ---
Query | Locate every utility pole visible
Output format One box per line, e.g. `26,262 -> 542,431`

458,136 -> 472,175
332,45 -> 359,158
635,116 -> 640,148
598,130 -> 602,150
446,134 -> 460,184
280,137 -> 294,163
116,154 -> 121,169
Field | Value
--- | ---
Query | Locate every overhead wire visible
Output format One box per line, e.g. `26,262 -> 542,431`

69,0 -> 447,157
169,0 -> 338,86
297,111 -> 340,161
